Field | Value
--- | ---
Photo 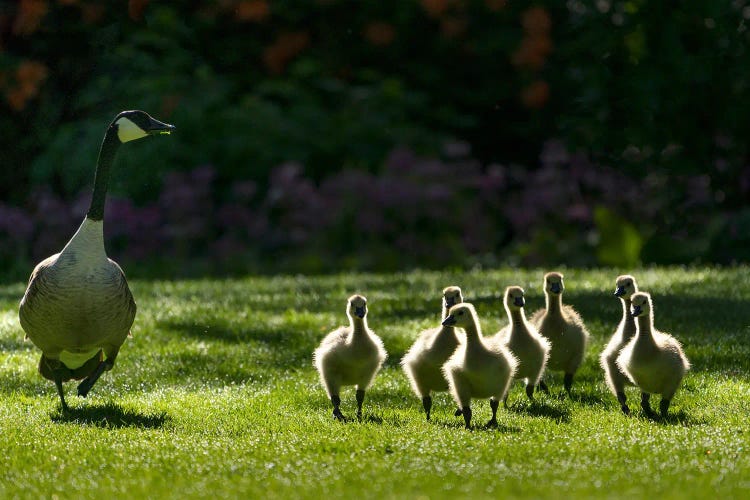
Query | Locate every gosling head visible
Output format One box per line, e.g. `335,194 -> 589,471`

614,275 -> 638,300
504,286 -> 526,310
442,303 -> 477,328
111,110 -> 176,143
442,286 -> 464,310
630,292 -> 652,318
347,294 -> 368,320
544,272 -> 564,295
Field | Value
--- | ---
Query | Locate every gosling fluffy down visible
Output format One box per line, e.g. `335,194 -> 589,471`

401,286 -> 464,420
441,303 -> 518,429
616,292 -> 690,417
600,274 -> 639,414
494,286 -> 551,403
313,294 -> 387,420
529,272 -> 590,395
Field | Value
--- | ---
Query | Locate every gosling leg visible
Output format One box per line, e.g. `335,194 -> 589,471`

331,394 -> 345,421
525,383 -> 535,401
461,406 -> 472,429
641,392 -> 656,417
659,397 -> 671,418
563,373 -> 574,397
617,391 -> 629,415
454,408 -> 463,417
356,389 -> 365,419
422,395 -> 432,421
538,380 -> 550,394
487,398 -> 499,428
77,359 -> 113,397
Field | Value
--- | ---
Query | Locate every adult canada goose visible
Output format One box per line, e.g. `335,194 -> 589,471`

19,110 -> 175,411
401,286 -> 463,420
529,272 -> 590,396
313,294 -> 387,420
616,292 -> 690,417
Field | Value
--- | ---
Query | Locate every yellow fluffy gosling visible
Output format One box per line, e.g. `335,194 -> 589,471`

529,272 -> 590,396
495,286 -> 550,405
600,275 -> 638,414
441,303 -> 517,429
616,292 -> 690,417
401,286 -> 464,420
313,295 -> 387,420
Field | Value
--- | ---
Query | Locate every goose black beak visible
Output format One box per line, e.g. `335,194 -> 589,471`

514,297 -> 525,307
631,305 -> 642,317
147,116 -> 176,135
614,286 -> 625,297
354,306 -> 366,318
550,283 -> 562,294
442,315 -> 457,327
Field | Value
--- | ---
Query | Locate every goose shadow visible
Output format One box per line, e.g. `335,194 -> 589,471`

634,409 -> 707,427
431,418 -> 522,433
506,401 -> 572,423
50,402 -> 170,429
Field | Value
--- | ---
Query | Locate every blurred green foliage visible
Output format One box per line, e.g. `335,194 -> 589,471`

1,0 -> 750,270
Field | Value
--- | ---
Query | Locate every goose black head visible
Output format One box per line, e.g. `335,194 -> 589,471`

505,286 -> 525,309
111,110 -> 175,143
614,275 -> 638,299
544,272 -> 564,295
348,294 -> 368,319
442,303 -> 475,328
442,286 -> 464,310
630,292 -> 651,317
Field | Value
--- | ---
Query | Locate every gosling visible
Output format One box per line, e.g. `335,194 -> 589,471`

616,292 -> 690,418
401,286 -> 464,420
530,272 -> 590,396
313,294 -> 387,421
441,303 -> 517,429
600,275 -> 638,414
495,286 -> 550,405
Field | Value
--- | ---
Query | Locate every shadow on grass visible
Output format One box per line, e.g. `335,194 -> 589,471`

506,400 -> 572,423
51,401 -> 170,429
633,408 -> 708,427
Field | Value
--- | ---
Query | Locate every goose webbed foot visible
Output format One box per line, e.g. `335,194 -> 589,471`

616,391 -> 630,415
537,380 -> 550,394
421,395 -> 432,421
659,398 -> 671,418
641,392 -> 656,417
563,373 -> 573,397
77,359 -> 113,398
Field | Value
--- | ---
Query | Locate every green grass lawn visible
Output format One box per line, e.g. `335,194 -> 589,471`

1,267 -> 749,499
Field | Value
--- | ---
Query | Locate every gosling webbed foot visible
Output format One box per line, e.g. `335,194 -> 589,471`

461,406 -> 472,429
333,408 -> 347,421
659,398 -> 671,418
422,395 -> 432,421
454,408 -> 463,417
486,418 -> 498,428
616,391 -> 629,415
641,392 -> 656,417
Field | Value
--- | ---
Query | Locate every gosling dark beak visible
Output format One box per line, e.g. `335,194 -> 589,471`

514,297 -> 525,307
614,286 -> 625,297
147,116 -> 176,135
442,315 -> 457,327
631,305 -> 642,317
550,283 -> 562,294
354,306 -> 366,318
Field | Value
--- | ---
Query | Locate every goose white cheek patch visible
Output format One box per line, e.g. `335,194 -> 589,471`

116,117 -> 148,143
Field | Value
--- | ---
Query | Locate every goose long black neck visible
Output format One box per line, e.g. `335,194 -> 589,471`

87,125 -> 121,221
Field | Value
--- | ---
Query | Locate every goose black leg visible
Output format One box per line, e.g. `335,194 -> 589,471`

54,375 -> 69,413
641,392 -> 656,417
616,391 -> 629,415
461,406 -> 472,429
422,395 -> 432,421
525,383 -> 535,401
331,394 -> 345,421
563,373 -> 574,396
538,380 -> 550,394
356,389 -> 365,419
659,398 -> 671,418
77,359 -> 113,397
487,398 -> 499,428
